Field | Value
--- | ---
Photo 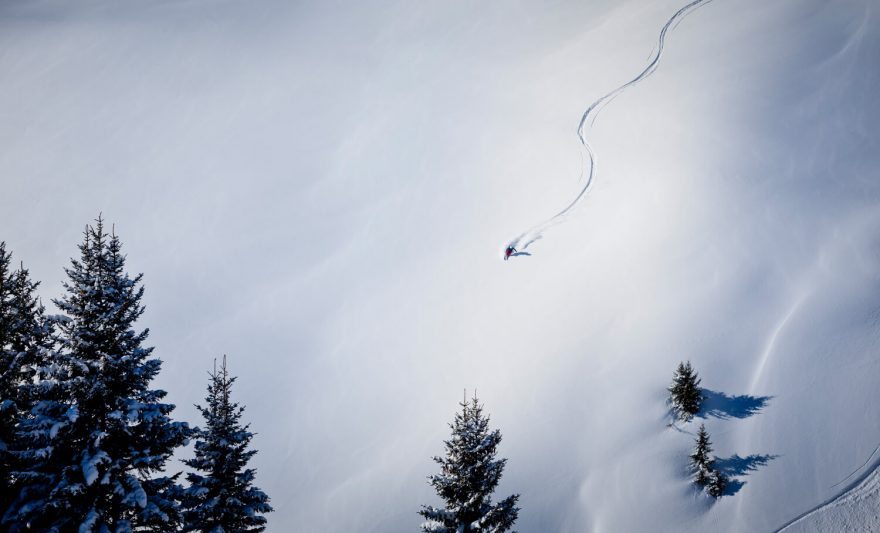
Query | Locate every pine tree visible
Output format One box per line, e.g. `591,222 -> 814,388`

668,361 -> 703,421
690,424 -> 714,487
182,355 -> 273,532
420,394 -> 520,533
707,469 -> 727,498
0,243 -> 54,522
0,242 -> 19,517
5,218 -> 190,531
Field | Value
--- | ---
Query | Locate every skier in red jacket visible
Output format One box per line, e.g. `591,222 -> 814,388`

504,245 -> 516,261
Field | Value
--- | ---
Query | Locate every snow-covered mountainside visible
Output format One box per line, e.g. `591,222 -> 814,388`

780,466 -> 880,532
1,0 -> 878,531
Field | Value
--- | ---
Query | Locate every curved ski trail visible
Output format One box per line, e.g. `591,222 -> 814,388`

506,0 -> 715,256
775,458 -> 880,532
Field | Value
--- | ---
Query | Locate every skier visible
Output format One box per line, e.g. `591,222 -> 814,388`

504,245 -> 516,261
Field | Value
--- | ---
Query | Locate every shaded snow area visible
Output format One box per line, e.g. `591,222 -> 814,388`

1,0 -> 879,531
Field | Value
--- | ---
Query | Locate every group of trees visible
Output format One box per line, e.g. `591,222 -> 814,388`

4,216 -> 751,532
416,361 -> 736,532
0,218 -> 271,532
668,361 -> 727,498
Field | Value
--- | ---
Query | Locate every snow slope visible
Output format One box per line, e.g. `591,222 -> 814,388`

1,0 -> 879,531
780,466 -> 880,532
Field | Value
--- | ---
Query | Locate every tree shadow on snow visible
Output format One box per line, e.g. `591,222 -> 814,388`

714,454 -> 778,496
698,389 -> 772,420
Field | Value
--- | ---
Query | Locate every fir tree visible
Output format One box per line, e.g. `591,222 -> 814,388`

182,355 -> 273,532
707,469 -> 727,498
0,243 -> 54,522
0,241 -> 19,517
5,218 -> 190,531
420,394 -> 520,533
690,424 -> 715,487
668,361 -> 703,421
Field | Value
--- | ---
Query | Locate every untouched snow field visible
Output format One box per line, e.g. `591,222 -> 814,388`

1,0 -> 879,531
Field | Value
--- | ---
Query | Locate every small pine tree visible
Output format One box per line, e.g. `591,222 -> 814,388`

5,218 -> 190,531
420,394 -> 520,533
707,469 -> 727,498
690,424 -> 714,487
668,361 -> 703,421
182,355 -> 273,532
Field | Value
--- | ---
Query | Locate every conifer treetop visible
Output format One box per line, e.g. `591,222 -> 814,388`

420,393 -> 520,533
5,217 -> 189,532
0,243 -> 55,522
182,355 -> 272,533
690,424 -> 715,487
669,360 -> 703,421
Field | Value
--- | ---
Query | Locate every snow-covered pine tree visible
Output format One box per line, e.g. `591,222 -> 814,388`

668,360 -> 703,421
3,287 -> 67,529
420,395 -> 520,533
707,468 -> 727,498
0,241 -> 19,517
0,243 -> 54,521
690,424 -> 715,487
182,355 -> 273,532
0,242 -> 22,516
5,218 -> 190,532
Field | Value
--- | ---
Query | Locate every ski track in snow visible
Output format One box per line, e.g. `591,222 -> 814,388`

773,430 -> 880,531
830,441 -> 880,489
748,292 -> 807,394
506,0 -> 716,256
775,457 -> 880,532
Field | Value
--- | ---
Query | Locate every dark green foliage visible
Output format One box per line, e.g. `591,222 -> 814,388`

707,469 -> 727,498
0,241 -> 20,517
420,395 -> 520,533
669,361 -> 703,421
5,218 -> 190,531
0,243 -> 54,524
182,355 -> 273,532
690,424 -> 727,498
690,424 -> 714,486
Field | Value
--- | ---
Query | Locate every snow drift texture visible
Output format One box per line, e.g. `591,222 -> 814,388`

1,0 -> 879,531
